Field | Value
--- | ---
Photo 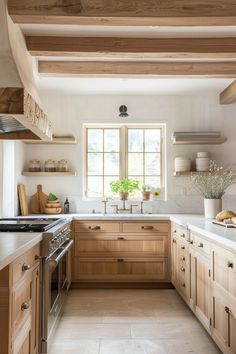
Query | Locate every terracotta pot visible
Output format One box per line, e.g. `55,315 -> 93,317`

142,191 -> 151,201
120,192 -> 129,200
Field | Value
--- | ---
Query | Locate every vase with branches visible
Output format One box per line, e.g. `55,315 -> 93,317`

190,160 -> 235,218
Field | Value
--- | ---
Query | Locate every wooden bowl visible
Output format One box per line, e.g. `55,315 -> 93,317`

45,203 -> 61,208
45,207 -> 62,214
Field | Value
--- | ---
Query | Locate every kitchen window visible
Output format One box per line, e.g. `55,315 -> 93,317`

84,125 -> 165,198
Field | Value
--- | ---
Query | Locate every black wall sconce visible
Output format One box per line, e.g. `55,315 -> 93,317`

119,105 -> 128,117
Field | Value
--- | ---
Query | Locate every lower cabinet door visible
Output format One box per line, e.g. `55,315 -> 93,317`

191,251 -> 211,331
12,317 -> 31,354
212,292 -> 236,354
74,257 -> 169,282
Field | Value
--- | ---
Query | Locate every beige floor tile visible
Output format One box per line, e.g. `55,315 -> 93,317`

49,289 -> 221,354
49,339 -> 100,354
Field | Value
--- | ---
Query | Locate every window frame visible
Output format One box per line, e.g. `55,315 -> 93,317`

83,124 -> 166,200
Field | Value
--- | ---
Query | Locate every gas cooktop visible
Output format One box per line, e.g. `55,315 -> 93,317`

0,218 -> 61,232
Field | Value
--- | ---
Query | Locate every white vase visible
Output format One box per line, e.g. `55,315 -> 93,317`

204,198 -> 222,219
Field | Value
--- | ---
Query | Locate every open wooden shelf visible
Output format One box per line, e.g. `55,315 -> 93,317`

22,171 -> 77,176
23,135 -> 77,145
174,171 -> 208,176
172,137 -> 227,145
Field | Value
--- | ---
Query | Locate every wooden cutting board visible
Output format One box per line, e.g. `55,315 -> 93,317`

212,220 -> 236,229
18,184 -> 28,216
30,184 -> 48,214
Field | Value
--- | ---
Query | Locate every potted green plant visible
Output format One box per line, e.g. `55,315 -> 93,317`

110,178 -> 139,200
142,184 -> 151,201
190,160 -> 236,219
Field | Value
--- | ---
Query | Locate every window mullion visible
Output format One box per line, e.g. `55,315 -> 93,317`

120,126 -> 127,179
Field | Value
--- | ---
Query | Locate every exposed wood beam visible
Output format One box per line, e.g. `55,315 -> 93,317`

38,61 -> 236,78
220,80 -> 236,104
0,130 -> 39,140
8,0 -> 236,26
27,37 -> 236,59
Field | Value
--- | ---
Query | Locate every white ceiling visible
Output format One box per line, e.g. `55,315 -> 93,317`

36,76 -> 233,95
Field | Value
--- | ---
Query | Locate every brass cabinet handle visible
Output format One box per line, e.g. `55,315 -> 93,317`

117,258 -> 124,262
22,264 -> 31,272
88,226 -> 101,230
117,237 -> 125,240
173,230 -> 177,233
142,226 -> 154,230
181,266 -> 185,272
181,283 -> 186,287
227,262 -> 234,269
173,239 -> 176,244
181,246 -> 185,250
180,256 -> 185,261
198,242 -> 204,248
21,302 -> 29,311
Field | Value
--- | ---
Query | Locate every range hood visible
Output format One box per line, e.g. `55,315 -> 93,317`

0,87 -> 53,140
0,0 -> 53,141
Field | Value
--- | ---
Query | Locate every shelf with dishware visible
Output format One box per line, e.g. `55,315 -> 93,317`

171,131 -> 226,145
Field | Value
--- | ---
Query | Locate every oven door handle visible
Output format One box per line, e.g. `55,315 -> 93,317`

47,239 -> 73,269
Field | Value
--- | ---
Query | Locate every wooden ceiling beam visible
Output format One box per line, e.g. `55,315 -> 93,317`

8,0 -> 236,26
38,61 -> 236,78
26,36 -> 236,59
220,80 -> 236,104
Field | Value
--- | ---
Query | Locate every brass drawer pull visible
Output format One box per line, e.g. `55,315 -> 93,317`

227,262 -> 234,269
88,226 -> 101,230
22,264 -> 31,272
181,283 -> 186,288
181,246 -> 185,250
117,258 -> 124,262
180,256 -> 185,261
21,302 -> 29,311
173,230 -> 177,233
198,242 -> 204,248
173,239 -> 176,244
141,226 -> 154,230
181,266 -> 185,272
117,237 -> 125,240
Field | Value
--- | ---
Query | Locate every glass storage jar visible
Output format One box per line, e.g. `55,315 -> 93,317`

28,160 -> 41,172
57,159 -> 68,172
44,159 -> 56,172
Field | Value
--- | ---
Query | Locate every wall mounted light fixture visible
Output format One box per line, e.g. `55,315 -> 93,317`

119,105 -> 128,117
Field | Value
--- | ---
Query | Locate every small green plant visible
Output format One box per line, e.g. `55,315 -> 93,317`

48,193 -> 58,201
142,184 -> 151,192
110,178 -> 139,194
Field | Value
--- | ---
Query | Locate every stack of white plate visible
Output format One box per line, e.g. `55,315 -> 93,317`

175,157 -> 191,172
196,152 -> 210,172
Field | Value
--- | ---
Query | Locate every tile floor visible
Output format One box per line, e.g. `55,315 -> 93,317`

49,289 -> 221,354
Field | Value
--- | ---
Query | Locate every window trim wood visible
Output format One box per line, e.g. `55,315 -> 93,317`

83,124 -> 166,200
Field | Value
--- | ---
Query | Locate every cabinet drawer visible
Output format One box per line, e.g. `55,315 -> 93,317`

172,223 -> 188,241
75,235 -> 168,257
73,257 -> 169,282
12,273 -> 32,336
12,316 -> 31,354
74,221 -> 120,233
213,246 -> 236,298
122,222 -> 168,234
191,232 -> 211,255
12,244 -> 40,284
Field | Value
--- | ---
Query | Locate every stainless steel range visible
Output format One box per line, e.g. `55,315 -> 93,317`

0,217 -> 73,354
39,219 -> 73,354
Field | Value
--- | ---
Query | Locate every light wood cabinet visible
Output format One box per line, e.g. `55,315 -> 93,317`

0,244 -> 40,354
72,220 -> 170,284
191,248 -> 211,331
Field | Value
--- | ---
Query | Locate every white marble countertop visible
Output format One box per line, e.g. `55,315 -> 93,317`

0,232 -> 42,271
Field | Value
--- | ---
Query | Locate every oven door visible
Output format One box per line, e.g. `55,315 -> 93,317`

41,239 -> 73,351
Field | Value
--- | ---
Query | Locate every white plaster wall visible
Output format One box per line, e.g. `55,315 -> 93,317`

23,93 -> 236,214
